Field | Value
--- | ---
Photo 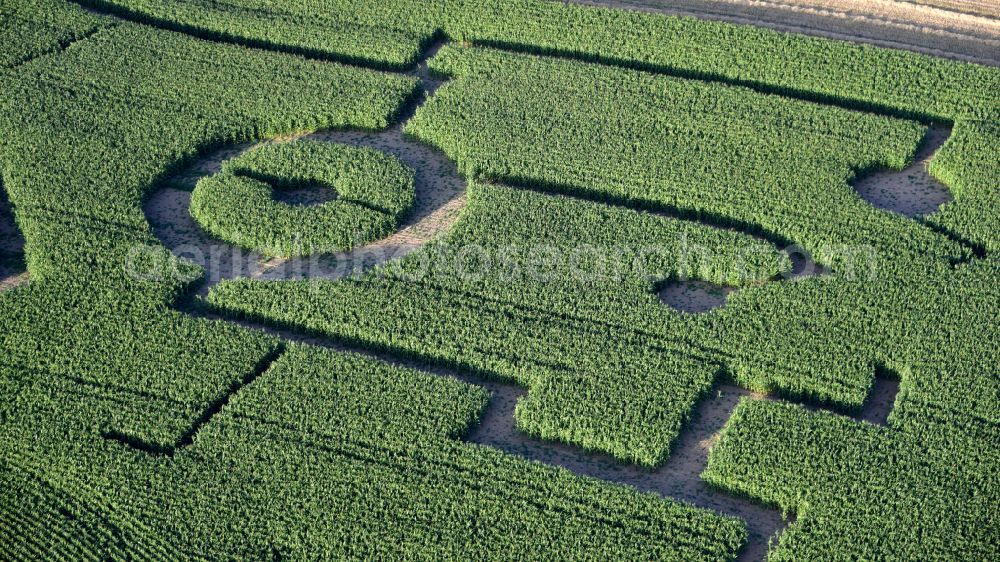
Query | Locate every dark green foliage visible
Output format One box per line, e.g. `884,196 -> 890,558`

74,0 -> 437,69
0,0 -> 997,559
927,120 -> 1000,254
0,283 -> 280,449
408,45 -> 965,273
209,181 -> 795,466
0,458 -> 180,561
210,274 -> 726,467
76,0 -> 999,120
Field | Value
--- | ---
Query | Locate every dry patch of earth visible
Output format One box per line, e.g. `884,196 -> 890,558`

853,125 -> 953,218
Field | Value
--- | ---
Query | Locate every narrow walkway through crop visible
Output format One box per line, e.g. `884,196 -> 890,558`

853,125 -> 953,218
174,309 -> 789,561
0,183 -> 27,292
103,346 -> 285,455
5,25 -> 113,71
470,381 -> 785,561
659,248 -> 829,313
160,305 -> 900,561
860,376 -> 900,426
145,39 -> 465,295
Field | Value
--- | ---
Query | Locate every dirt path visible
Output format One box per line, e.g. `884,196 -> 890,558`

853,125 -> 953,218
0,186 -> 27,292
663,124 -> 956,314
145,129 -> 466,293
178,304 -> 787,561
659,241 -> 829,313
568,0 -> 1000,66
145,41 -> 466,294
468,382 -> 786,561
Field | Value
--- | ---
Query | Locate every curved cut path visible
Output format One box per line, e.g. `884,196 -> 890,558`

659,244 -> 829,313
571,0 -> 1000,66
145,43 -> 465,294
140,37 -> 905,560
0,186 -> 27,292
662,125 -> 958,314
144,43 -> 797,557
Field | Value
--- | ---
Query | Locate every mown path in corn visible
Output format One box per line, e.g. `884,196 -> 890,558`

142,39 -> 794,559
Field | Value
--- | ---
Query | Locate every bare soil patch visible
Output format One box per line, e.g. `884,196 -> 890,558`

859,376 -> 901,426
569,0 -> 1000,66
853,125 -> 953,218
658,251 -> 828,313
0,269 -> 28,292
0,188 -> 23,256
659,280 -> 735,312
145,127 -> 467,292
145,40 -> 465,293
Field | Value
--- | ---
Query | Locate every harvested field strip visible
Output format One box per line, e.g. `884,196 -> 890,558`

903,0 -> 1000,18
569,0 -> 1000,66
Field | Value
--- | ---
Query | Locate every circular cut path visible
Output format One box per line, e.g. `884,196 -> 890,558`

145,50 -> 464,293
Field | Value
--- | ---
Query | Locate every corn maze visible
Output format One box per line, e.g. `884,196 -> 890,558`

1,0 -> 998,560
